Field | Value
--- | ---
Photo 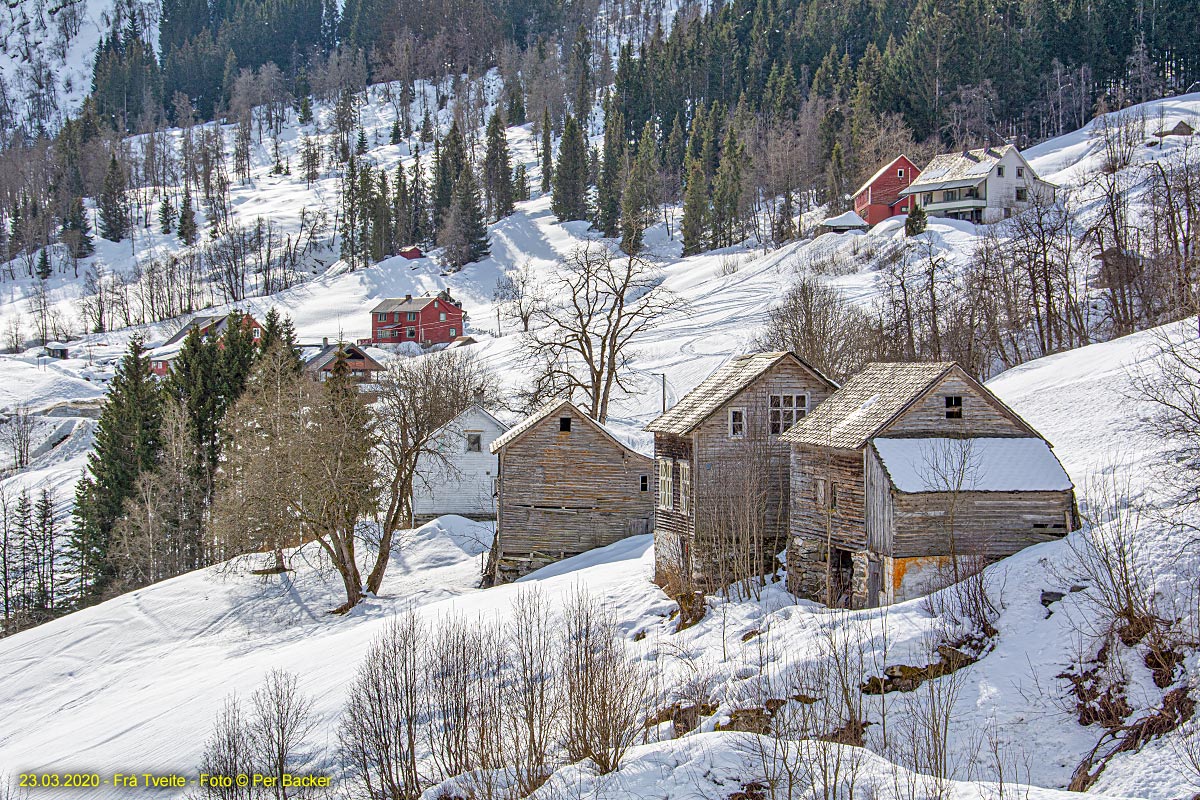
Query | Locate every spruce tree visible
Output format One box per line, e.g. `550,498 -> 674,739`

177,188 -> 197,246
432,122 -> 466,230
259,308 -> 300,358
390,119 -> 402,145
158,196 -> 174,234
711,127 -> 746,248
513,164 -> 530,202
70,337 -> 162,600
540,107 -> 553,194
595,101 -> 625,237
681,157 -> 709,256
620,122 -> 659,255
355,128 -> 369,155
62,197 -> 94,258
409,150 -> 430,244
98,153 -> 130,242
905,204 -> 928,236
298,96 -> 313,124
482,109 -> 514,220
552,115 -> 589,222
440,164 -> 489,269
36,248 -> 52,281
392,163 -> 413,248
774,190 -> 797,244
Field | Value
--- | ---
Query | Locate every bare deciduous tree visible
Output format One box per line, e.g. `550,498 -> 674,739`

756,275 -> 881,381
523,242 -> 682,422
0,404 -> 34,471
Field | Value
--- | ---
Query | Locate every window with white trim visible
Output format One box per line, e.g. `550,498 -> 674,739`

377,313 -> 387,322
449,328 -> 457,337
678,461 -> 691,516
406,327 -> 416,338
729,408 -> 746,438
1016,166 -> 1025,178
466,432 -> 482,452
657,458 -> 673,509
407,311 -> 417,321
897,167 -> 905,178
439,311 -> 447,321
769,393 -> 808,434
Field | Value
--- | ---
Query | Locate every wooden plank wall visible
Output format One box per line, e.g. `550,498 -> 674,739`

890,489 -> 1074,558
882,374 -> 1030,438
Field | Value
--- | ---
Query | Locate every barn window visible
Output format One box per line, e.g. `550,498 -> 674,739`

829,482 -> 839,511
769,393 -> 808,434
679,462 -> 692,516
815,478 -> 826,506
657,458 -> 673,509
559,417 -> 572,432
729,408 -> 746,438
640,475 -> 649,492
945,396 -> 963,419
466,432 -> 482,452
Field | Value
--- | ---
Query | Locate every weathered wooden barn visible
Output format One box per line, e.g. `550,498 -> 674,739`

781,362 -> 1078,608
411,404 -> 509,524
488,399 -> 654,584
645,352 -> 838,592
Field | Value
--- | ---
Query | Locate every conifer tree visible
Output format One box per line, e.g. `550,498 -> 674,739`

432,122 -> 466,230
70,337 -> 162,601
392,163 -> 413,248
62,197 -> 94,258
540,107 -> 553,194
513,164 -> 530,202
36,249 -> 52,281
355,128 -> 368,155
390,119 -> 402,145
258,308 -> 300,358
440,164 -> 489,269
595,101 -> 625,237
409,150 -> 430,244
482,109 -> 514,220
159,195 -> 174,234
711,127 -> 746,248
552,115 -> 589,222
620,122 -> 659,255
99,153 -> 130,242
681,157 -> 709,256
177,188 -> 198,246
662,113 -> 686,202
298,96 -> 313,124
905,203 -> 927,236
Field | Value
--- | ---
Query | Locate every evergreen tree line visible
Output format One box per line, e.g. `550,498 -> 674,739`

0,487 -> 61,635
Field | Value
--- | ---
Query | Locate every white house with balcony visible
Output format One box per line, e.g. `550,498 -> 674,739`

411,404 -> 510,524
899,145 -> 1053,224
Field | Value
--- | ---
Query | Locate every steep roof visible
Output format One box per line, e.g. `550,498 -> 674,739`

872,437 -> 1072,493
781,362 -> 957,450
491,398 -> 649,462
646,352 -> 836,436
303,343 -> 384,373
900,145 -> 1020,194
432,404 -> 510,440
371,296 -> 440,314
852,155 -> 916,199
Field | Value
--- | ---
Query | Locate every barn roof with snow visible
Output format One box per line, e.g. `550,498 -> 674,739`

870,437 -> 1073,493
821,210 -> 869,230
646,352 -> 836,436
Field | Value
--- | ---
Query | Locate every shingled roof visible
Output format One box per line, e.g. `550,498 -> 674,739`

900,145 -> 1026,195
780,362 -> 958,450
491,398 -> 648,460
646,352 -> 836,436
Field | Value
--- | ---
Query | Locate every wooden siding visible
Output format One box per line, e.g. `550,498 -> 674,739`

864,446 -> 894,555
652,432 -> 694,585
889,489 -> 1074,559
789,445 -> 868,552
494,410 -> 653,582
882,374 -> 1031,439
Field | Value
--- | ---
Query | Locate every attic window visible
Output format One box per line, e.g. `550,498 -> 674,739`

945,396 -> 963,419
559,417 -> 572,432
997,165 -> 1005,178
1016,166 -> 1025,178
466,432 -> 482,452
897,167 -> 905,178
729,408 -> 746,438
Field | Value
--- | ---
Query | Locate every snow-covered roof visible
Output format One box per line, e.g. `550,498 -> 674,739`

822,210 -> 869,229
872,437 -> 1073,493
900,144 -> 1030,194
646,352 -> 836,436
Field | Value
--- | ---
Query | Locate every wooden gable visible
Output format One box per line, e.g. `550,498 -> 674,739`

880,365 -> 1037,440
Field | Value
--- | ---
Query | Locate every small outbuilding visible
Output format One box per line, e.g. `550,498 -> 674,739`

821,210 -> 870,233
1153,120 -> 1195,139
781,361 -> 1078,609
488,399 -> 654,584
43,342 -> 69,359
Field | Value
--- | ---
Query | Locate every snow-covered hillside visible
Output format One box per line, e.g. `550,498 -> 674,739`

1,318 -> 1197,798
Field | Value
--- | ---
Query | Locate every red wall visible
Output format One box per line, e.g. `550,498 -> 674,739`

853,156 -> 920,226
371,299 -> 464,345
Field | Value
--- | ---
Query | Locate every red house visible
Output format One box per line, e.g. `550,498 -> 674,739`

150,312 -> 265,376
852,155 -> 921,226
368,290 -> 465,346
398,246 -> 424,260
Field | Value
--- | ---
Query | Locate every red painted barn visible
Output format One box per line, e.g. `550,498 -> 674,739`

398,246 -> 424,260
369,290 -> 465,346
852,155 -> 921,226
150,312 -> 265,376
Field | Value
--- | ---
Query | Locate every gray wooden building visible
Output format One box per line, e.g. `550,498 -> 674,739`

645,352 -> 838,592
781,362 -> 1078,608
487,399 -> 654,584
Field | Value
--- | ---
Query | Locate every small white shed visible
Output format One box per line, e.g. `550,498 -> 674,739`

411,405 -> 510,523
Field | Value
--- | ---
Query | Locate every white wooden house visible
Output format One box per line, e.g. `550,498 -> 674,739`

899,145 -> 1054,224
411,405 -> 510,524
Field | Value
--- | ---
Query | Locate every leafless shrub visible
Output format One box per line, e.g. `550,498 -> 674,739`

250,670 -> 318,800
1173,718 -> 1200,791
0,774 -> 30,800
717,255 -> 741,276
559,589 -> 649,774
196,696 -> 258,800
0,404 -> 34,470
340,612 -> 425,800
504,588 -> 560,794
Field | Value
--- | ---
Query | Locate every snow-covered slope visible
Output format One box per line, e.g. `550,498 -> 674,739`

1,319 -> 1196,798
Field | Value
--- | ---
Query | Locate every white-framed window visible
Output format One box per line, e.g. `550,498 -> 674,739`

466,432 -> 482,452
1016,187 -> 1028,202
439,311 -> 447,321
377,313 -> 387,322
678,461 -> 691,516
997,165 -> 1005,178
252,328 -> 261,339
407,311 -> 417,321
406,327 -> 416,338
922,192 -> 934,205
449,328 -> 457,337
729,407 -> 746,438
769,393 -> 808,434
897,167 -> 905,178
1016,166 -> 1025,179
393,312 -> 400,322
657,458 -> 673,510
